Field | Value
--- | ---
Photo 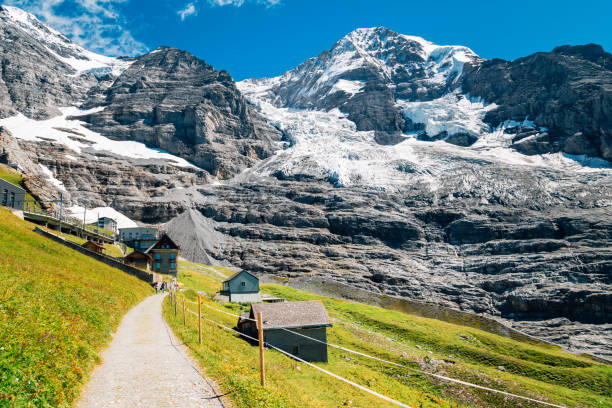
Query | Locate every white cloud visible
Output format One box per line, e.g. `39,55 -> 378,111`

208,0 -> 281,7
3,0 -> 148,56
177,2 -> 197,21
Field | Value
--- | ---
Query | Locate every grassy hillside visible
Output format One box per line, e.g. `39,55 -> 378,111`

164,260 -> 611,408
0,207 -> 152,407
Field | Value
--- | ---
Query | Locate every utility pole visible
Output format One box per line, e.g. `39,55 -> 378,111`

82,207 -> 87,238
58,192 -> 63,234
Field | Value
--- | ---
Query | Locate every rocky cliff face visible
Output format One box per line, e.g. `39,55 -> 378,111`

80,47 -> 282,178
461,44 -> 612,161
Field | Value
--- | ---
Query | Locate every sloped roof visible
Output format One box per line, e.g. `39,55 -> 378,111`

223,270 -> 258,283
0,177 -> 25,193
145,233 -> 180,252
82,240 -> 103,249
250,300 -> 331,330
124,250 -> 151,261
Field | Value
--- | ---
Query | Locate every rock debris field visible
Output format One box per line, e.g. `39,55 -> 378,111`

76,294 -> 224,408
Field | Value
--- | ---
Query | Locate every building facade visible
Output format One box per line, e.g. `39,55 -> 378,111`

119,227 -> 159,250
93,217 -> 117,233
220,270 -> 261,303
124,251 -> 151,270
0,178 -> 26,210
145,233 -> 180,275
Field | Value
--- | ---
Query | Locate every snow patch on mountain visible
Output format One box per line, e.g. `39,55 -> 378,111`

67,205 -> 138,229
0,5 -> 133,76
330,79 -> 365,96
0,107 -> 198,168
39,164 -> 67,192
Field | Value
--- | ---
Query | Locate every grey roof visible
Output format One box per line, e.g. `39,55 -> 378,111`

0,177 -> 25,192
250,300 -> 331,330
223,270 -> 258,283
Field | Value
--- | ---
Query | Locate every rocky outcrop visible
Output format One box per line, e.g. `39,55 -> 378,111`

461,44 -> 612,160
80,47 -> 282,179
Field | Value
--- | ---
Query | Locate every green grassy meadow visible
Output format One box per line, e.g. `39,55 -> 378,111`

164,260 -> 611,408
0,207 -> 152,407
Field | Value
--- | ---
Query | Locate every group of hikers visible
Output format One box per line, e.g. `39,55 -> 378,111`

154,280 -> 168,294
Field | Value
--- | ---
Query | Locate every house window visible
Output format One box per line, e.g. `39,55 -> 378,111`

156,262 -> 160,270
155,253 -> 161,260
241,281 -> 246,287
170,253 -> 175,260
170,262 -> 175,269
128,232 -> 132,239
9,192 -> 14,208
2,189 -> 7,206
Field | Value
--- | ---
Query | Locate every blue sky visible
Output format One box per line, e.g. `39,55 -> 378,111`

4,0 -> 612,80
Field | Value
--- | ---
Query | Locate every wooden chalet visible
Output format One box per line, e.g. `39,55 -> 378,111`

145,233 -> 180,275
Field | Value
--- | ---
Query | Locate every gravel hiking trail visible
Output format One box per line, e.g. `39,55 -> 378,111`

76,294 -> 225,408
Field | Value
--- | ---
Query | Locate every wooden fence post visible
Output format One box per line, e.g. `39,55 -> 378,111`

257,312 -> 265,387
198,295 -> 202,344
174,289 -> 177,317
182,297 -> 186,326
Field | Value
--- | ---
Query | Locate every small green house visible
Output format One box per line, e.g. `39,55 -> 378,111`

220,270 -> 261,303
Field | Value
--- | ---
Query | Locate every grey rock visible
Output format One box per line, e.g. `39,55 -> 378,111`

461,44 -> 612,160
80,47 -> 282,179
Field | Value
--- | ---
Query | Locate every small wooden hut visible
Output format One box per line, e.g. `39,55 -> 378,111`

238,300 -> 332,362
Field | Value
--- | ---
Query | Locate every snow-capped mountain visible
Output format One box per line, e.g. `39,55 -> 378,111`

242,26 -> 612,162
248,27 -> 480,108
242,27 -> 483,145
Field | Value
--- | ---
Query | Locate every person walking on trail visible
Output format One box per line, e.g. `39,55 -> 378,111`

161,281 -> 166,294
154,281 -> 160,294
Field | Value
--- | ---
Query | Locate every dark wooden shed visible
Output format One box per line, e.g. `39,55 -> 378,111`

220,270 -> 261,303
82,240 -> 104,254
124,250 -> 152,270
238,300 -> 332,362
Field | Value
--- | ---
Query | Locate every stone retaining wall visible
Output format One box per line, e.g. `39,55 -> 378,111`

35,227 -> 155,284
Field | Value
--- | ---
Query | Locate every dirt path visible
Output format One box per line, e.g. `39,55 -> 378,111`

76,294 -> 225,408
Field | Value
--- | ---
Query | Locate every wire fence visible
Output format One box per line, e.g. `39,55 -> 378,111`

180,294 -> 566,408
183,301 -> 412,408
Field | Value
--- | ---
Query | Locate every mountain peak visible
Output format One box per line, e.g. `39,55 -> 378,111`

0,5 -> 130,76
